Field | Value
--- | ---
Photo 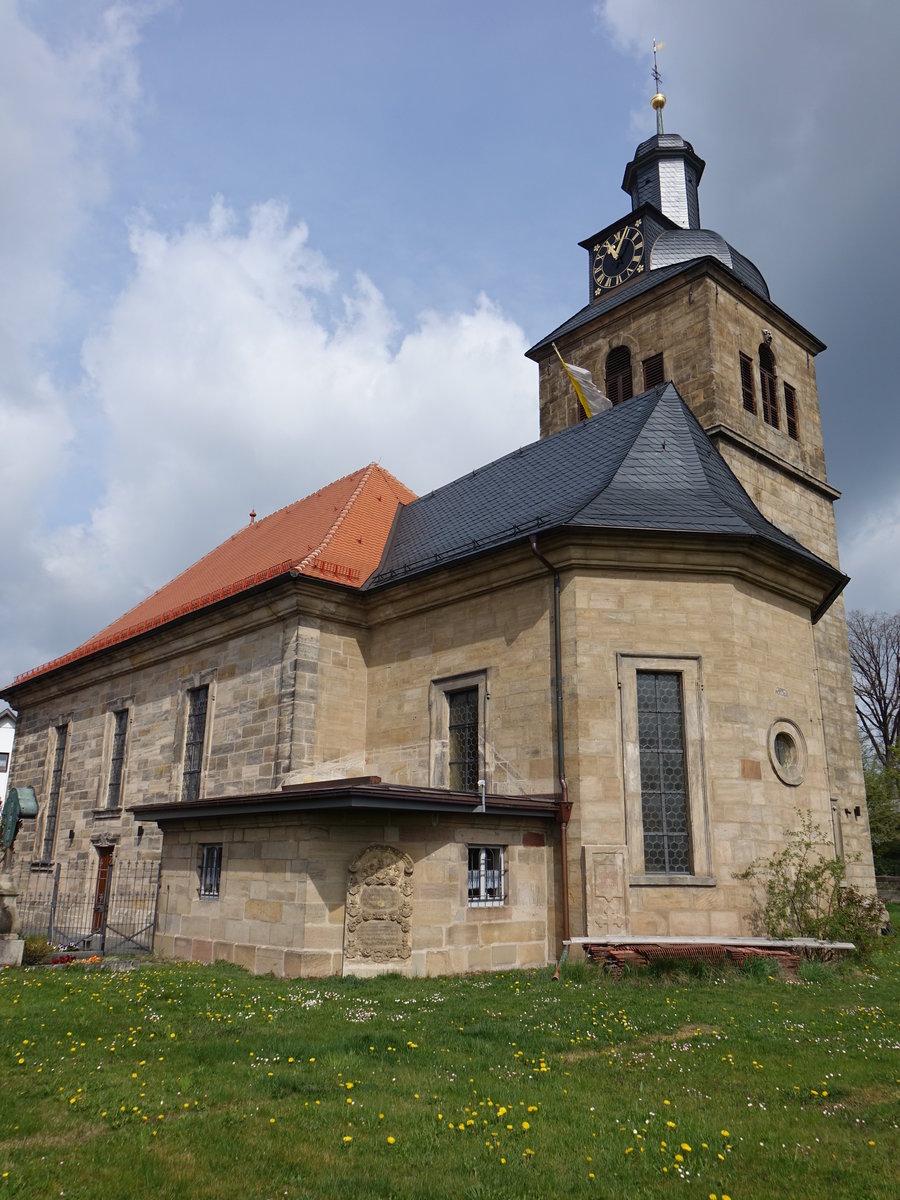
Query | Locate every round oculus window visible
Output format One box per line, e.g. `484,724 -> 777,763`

767,719 -> 807,786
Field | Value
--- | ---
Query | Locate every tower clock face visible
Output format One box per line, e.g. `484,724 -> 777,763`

592,221 -> 644,293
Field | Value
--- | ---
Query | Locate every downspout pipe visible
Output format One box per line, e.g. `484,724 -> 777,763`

529,537 -> 572,970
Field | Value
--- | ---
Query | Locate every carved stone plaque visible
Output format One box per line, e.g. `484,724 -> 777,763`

344,845 -> 414,963
584,846 -> 627,937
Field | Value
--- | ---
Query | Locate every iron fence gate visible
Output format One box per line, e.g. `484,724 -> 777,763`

16,859 -> 161,955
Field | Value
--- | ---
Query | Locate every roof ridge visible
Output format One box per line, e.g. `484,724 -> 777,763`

294,462 -> 378,573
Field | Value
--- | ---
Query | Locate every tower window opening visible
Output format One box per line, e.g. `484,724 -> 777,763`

739,352 -> 756,414
759,344 -> 779,429
783,383 -> 799,441
605,346 -> 633,405
642,352 -> 665,390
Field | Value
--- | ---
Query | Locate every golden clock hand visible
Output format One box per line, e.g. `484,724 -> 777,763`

613,227 -> 627,257
603,239 -> 618,261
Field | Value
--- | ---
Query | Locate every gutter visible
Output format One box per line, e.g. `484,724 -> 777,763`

529,536 -> 573,966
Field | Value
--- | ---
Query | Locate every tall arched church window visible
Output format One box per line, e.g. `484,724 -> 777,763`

759,344 -> 779,429
605,346 -> 633,406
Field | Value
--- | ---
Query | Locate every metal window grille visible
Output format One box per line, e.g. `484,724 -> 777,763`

759,345 -> 779,428
783,383 -> 799,440
605,346 -> 633,405
642,351 -> 665,390
467,846 -> 504,906
739,352 -> 756,413
181,685 -> 209,803
199,844 -> 222,897
40,724 -> 68,863
106,709 -> 129,809
448,687 -> 479,792
636,671 -> 692,874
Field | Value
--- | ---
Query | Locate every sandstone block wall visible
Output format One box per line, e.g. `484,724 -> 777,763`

155,812 -> 555,978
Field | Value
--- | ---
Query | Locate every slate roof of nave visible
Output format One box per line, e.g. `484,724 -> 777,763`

367,382 -> 843,589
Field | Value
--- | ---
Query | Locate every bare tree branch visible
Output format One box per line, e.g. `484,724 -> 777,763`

848,609 -> 900,768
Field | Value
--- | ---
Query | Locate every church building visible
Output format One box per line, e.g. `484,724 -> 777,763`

1,93 -> 875,977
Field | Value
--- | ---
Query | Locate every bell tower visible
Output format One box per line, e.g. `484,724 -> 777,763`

525,74 -> 873,886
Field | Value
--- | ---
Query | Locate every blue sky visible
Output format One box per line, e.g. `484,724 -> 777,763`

2,0 -> 899,686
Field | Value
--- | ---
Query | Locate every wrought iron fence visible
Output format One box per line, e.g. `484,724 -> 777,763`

16,859 -> 161,955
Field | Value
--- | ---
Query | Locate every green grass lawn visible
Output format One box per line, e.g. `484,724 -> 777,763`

2,923 -> 898,1199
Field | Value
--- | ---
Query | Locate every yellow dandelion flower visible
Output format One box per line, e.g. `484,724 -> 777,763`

681,1143 -> 692,1152
387,1136 -> 395,1145
343,1135 -> 352,1144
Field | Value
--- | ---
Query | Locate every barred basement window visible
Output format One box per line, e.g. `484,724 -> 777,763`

783,382 -> 799,440
199,844 -> 222,897
105,709 -> 129,809
181,685 -> 209,803
636,671 -> 692,874
605,345 -> 633,405
468,846 -> 505,906
448,687 -> 479,792
40,724 -> 68,863
759,344 -> 779,428
739,352 -> 756,413
642,351 -> 665,390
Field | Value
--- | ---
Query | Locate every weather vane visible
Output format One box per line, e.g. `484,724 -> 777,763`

651,39 -> 666,135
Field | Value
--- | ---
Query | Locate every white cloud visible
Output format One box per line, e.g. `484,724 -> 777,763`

0,1 -> 155,683
841,496 -> 900,615
43,198 -> 536,659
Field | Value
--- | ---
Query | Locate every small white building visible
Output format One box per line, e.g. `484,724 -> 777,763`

0,702 -> 16,807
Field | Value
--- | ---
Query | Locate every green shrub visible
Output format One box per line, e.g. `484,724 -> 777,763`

736,814 -> 883,957
22,936 -> 52,965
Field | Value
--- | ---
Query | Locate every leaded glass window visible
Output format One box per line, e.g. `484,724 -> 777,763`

636,671 -> 692,874
181,685 -> 209,804
448,688 -> 479,792
106,709 -> 128,809
468,846 -> 504,905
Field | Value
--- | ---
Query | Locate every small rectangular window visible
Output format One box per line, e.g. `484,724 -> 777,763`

448,687 -> 479,792
40,724 -> 68,863
783,383 -> 799,440
467,846 -> 505,906
0,752 -> 8,773
642,352 -> 665,390
199,844 -> 222,897
182,685 -> 209,803
739,352 -> 756,414
106,709 -> 129,809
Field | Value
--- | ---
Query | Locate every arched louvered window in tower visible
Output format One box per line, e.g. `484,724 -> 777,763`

605,345 -> 633,406
759,343 -> 779,429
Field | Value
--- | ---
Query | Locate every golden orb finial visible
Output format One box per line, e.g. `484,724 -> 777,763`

651,92 -> 666,111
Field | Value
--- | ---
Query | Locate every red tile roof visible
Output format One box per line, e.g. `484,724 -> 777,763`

13,463 -> 415,685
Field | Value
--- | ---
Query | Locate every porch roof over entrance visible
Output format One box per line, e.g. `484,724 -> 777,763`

130,776 -> 561,824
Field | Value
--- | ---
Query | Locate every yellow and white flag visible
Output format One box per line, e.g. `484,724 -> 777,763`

552,344 -> 611,418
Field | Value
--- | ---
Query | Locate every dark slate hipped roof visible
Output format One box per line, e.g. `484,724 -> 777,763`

367,383 -> 844,592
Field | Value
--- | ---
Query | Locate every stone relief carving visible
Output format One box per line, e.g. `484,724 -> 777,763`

344,845 -> 414,962
584,846 -> 627,936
